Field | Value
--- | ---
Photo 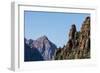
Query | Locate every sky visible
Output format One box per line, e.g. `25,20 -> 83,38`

24,11 -> 90,48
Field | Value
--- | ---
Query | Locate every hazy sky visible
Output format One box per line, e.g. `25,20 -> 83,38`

24,11 -> 90,48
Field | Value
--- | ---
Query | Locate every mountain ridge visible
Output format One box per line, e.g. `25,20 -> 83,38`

24,35 -> 57,61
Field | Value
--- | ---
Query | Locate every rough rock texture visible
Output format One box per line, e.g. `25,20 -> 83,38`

24,42 -> 44,61
54,16 -> 90,60
24,36 -> 57,61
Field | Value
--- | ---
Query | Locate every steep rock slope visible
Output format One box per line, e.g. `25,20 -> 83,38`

54,16 -> 90,60
24,36 -> 57,61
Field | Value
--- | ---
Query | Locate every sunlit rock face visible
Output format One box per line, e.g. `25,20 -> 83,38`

54,16 -> 90,60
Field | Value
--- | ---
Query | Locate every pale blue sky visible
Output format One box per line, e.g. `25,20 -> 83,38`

24,11 -> 90,48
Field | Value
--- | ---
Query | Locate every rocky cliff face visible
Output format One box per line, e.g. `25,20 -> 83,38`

54,16 -> 90,60
24,36 -> 57,61
24,41 -> 44,61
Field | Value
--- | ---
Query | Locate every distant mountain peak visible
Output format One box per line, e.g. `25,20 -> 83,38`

37,35 -> 48,41
24,35 -> 57,61
42,35 -> 48,39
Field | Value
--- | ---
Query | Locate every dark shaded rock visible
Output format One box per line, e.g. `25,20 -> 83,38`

85,36 -> 90,52
69,24 -> 77,39
24,41 -> 44,61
